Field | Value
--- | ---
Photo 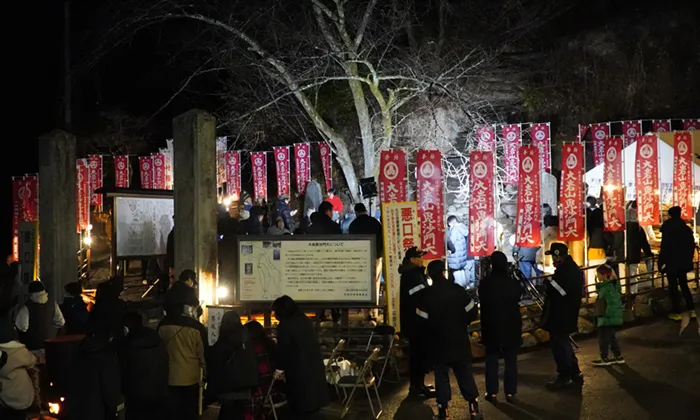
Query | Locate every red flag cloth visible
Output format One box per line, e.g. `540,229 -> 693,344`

152,154 -> 166,189
11,178 -> 23,259
635,135 -> 660,226
294,144 -> 311,195
225,151 -> 241,198
76,159 -> 90,232
578,124 -> 589,142
673,132 -> 694,220
502,124 -> 520,184
531,123 -> 551,173
318,142 -> 333,190
602,137 -> 625,232
416,150 -> 445,260
88,155 -> 103,207
591,123 -> 610,167
683,119 -> 700,131
273,147 -> 291,197
652,120 -> 671,132
622,120 -> 641,147
251,152 -> 268,201
515,146 -> 541,247
476,126 -> 495,151
379,150 -> 407,203
467,151 -> 495,256
22,175 -> 38,222
114,156 -> 130,188
558,144 -> 585,241
139,156 -> 154,189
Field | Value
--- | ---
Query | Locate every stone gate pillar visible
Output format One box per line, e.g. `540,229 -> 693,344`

38,130 -> 77,302
172,110 -> 218,310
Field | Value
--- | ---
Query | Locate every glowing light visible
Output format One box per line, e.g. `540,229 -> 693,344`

216,286 -> 229,299
603,185 -> 618,192
223,197 -> 232,207
508,234 -> 515,247
83,236 -> 92,246
87,224 -> 93,231
49,402 -> 60,414
231,193 -> 239,201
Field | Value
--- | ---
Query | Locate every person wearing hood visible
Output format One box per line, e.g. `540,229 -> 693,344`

15,280 -> 64,353
446,216 -> 476,289
658,206 -> 696,320
399,246 -> 433,398
267,216 -> 292,235
273,194 -> 297,231
479,251 -> 523,404
0,317 -> 36,420
591,264 -> 625,367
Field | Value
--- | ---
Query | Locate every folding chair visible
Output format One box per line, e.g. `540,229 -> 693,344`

364,325 -> 400,387
261,376 -> 287,420
337,348 -> 383,419
325,339 -> 346,399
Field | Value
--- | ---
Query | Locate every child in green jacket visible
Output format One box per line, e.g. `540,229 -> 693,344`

592,264 -> 625,366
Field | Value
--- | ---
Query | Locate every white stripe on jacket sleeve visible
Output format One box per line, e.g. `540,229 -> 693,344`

409,284 -> 426,296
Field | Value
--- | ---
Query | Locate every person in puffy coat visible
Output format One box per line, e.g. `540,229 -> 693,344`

273,195 -> 296,231
446,216 -> 476,288
304,180 -> 323,216
591,264 -> 625,367
658,206 -> 696,320
0,317 -> 36,420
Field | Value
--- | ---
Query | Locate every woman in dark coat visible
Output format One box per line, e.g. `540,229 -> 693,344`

272,296 -> 329,419
478,251 -> 523,403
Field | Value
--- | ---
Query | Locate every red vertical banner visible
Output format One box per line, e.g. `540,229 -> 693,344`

216,137 -> 228,189
682,119 -> 700,131
416,150 -> 445,260
602,137 -> 625,232
577,124 -> 589,142
515,146 -> 541,247
251,152 -> 268,201
673,132 -> 693,220
502,124 -> 520,184
622,120 -> 641,147
636,135 -> 660,226
294,143 -> 311,195
114,155 -> 130,188
652,120 -> 671,132
558,143 -> 585,240
88,155 -> 103,207
76,159 -> 90,232
11,178 -> 23,259
531,123 -> 551,173
139,156 -> 154,189
225,151 -> 241,198
476,126 -> 495,151
467,151 -> 495,256
378,150 -> 407,203
152,154 -> 166,189
318,142 -> 333,190
591,123 -> 610,167
22,175 -> 39,222
273,147 -> 291,197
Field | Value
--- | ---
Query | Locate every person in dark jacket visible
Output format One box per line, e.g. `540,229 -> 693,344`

273,194 -> 296,231
586,196 -> 607,284
15,280 -> 65,352
272,296 -> 329,419
349,203 -> 384,256
120,312 -> 169,420
398,247 -> 433,398
163,270 -> 200,318
308,202 -> 341,235
447,216 -> 476,288
479,251 -> 523,403
418,260 -> 481,420
541,243 -> 584,389
625,204 -> 654,294
89,278 -> 126,341
658,206 -> 696,320
241,209 -> 265,235
61,282 -> 89,335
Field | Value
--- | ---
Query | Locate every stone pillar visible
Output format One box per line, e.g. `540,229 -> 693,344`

173,110 -> 218,310
38,130 -> 77,303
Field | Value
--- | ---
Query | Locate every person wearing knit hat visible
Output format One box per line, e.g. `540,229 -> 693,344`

14,280 -> 65,353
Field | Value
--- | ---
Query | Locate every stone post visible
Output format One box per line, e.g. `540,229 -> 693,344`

38,130 -> 77,303
173,110 -> 218,312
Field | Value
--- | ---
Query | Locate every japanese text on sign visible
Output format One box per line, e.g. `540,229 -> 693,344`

603,138 -> 625,232
468,151 -> 495,256
416,150 -> 445,260
515,146 -> 541,247
635,135 -> 660,226
558,144 -> 585,240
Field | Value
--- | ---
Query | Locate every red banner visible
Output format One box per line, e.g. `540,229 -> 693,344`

673,132 -> 693,220
379,150 -> 407,203
515,146 -> 541,247
602,137 -> 625,232
635,135 -> 660,226
468,151 -> 495,256
22,175 -> 38,222
294,143 -> 311,195
558,144 -> 585,240
622,120 -> 641,147
152,154 -> 166,189
318,142 -> 333,191
273,147 -> 291,197
502,124 -> 520,184
139,156 -> 154,189
682,119 -> 700,131
216,137 -> 227,188
591,123 -> 610,167
476,126 -> 495,151
114,156 -> 129,188
652,120 -> 671,132
416,150 -> 445,260
578,124 -> 589,142
76,159 -> 90,232
88,155 -> 103,207
251,152 -> 268,201
531,123 -> 551,173
225,151 -> 241,198
11,178 -> 23,259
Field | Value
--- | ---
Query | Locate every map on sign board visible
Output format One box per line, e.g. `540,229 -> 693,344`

237,236 -> 376,304
115,196 -> 174,257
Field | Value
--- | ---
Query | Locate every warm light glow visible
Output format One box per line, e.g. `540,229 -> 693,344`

198,272 -> 215,307
83,236 -> 92,246
231,193 -> 239,201
87,224 -> 93,231
60,397 -> 65,402
49,402 -> 60,414
216,286 -> 229,299
223,197 -> 232,207
603,184 -> 618,192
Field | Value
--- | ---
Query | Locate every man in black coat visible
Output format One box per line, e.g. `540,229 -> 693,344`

541,243 -> 584,389
658,206 -> 696,320
308,202 -> 341,235
273,194 -> 296,231
398,247 -> 433,398
349,203 -> 383,256
418,260 -> 481,420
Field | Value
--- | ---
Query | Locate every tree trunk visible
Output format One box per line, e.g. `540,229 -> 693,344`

333,141 -> 361,203
346,63 -> 376,179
